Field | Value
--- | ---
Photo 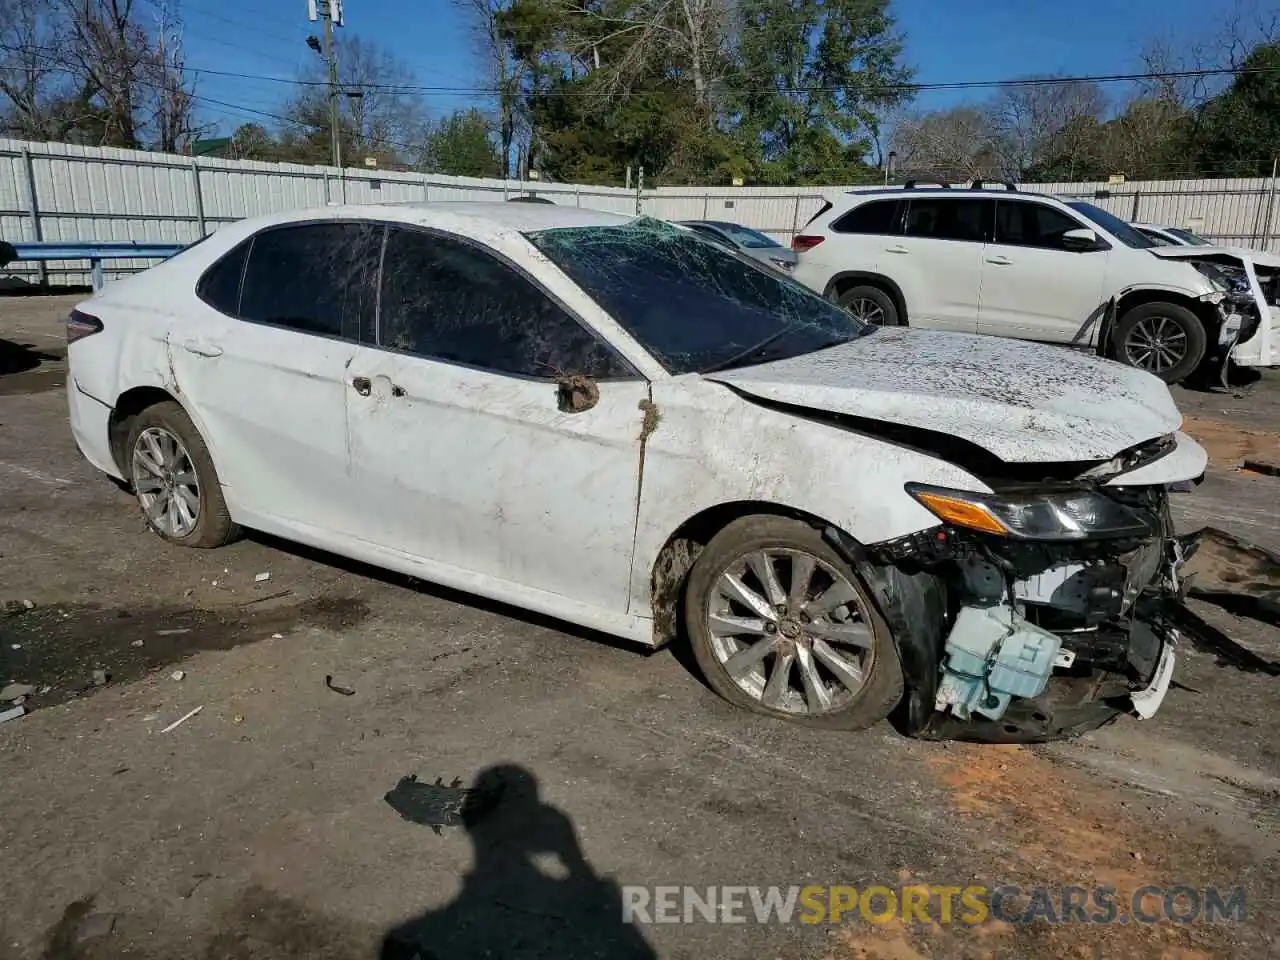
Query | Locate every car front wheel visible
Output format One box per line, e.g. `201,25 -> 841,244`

1113,302 -> 1207,383
125,400 -> 237,548
684,516 -> 904,730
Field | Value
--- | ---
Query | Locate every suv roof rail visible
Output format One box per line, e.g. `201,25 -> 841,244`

969,179 -> 1018,192
902,176 -> 951,190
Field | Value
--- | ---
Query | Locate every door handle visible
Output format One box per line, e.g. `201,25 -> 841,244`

351,376 -> 371,396
181,338 -> 223,358
986,255 -> 1013,265
885,245 -> 910,254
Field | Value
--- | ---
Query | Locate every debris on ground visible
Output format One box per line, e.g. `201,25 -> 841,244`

270,633 -> 283,640
130,639 -> 144,647
0,704 -> 25,724
324,675 -> 355,697
254,572 -> 271,583
170,670 -> 185,681
90,669 -> 108,687
1,599 -> 36,617
160,705 -> 202,733
156,628 -> 190,636
383,774 -> 506,834
0,683 -> 35,702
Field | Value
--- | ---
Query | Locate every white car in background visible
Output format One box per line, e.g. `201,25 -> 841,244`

1132,223 -> 1215,247
66,203 -> 1205,742
791,183 -> 1240,383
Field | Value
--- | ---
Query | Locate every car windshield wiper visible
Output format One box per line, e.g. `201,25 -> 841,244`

698,326 -> 796,374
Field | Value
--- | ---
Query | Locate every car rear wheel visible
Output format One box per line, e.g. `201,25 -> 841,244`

684,516 -> 904,730
1114,302 -> 1206,384
836,284 -> 900,326
125,400 -> 237,548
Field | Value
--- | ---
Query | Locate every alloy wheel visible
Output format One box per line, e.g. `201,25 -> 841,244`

1123,315 -> 1188,374
846,298 -> 886,325
131,426 -> 201,538
705,548 -> 875,716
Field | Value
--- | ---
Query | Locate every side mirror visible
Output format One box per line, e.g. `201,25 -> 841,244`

556,375 -> 599,413
1062,227 -> 1101,251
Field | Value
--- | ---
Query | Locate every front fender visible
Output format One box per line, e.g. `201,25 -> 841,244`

628,378 -> 987,620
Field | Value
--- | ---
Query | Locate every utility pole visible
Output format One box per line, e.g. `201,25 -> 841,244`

308,0 -> 345,169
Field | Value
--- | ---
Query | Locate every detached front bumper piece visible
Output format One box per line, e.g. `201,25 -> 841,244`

844,494 -> 1194,744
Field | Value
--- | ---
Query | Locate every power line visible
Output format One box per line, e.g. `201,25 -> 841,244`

3,37 -> 1276,98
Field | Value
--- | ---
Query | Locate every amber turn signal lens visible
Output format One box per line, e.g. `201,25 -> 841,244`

912,492 -> 1010,536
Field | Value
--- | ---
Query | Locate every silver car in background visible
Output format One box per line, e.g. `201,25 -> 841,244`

678,220 -> 798,273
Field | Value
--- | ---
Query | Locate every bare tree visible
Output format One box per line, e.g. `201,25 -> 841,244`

281,34 -> 429,166
890,106 -> 1003,182
454,0 -> 525,178
0,0 -> 81,140
1139,0 -> 1280,107
552,0 -> 734,117
58,0 -> 154,147
987,78 -> 1106,178
143,0 -> 205,151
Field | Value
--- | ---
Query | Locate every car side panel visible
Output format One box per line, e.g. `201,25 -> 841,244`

627,377 -> 988,619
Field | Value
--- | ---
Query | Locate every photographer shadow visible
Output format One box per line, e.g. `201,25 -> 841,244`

380,764 -> 655,960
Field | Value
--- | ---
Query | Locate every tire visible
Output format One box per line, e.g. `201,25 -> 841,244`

836,284 -> 901,326
1113,302 -> 1207,384
124,400 -> 237,548
684,515 -> 904,730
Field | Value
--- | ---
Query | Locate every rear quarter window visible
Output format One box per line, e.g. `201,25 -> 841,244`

195,241 -> 249,315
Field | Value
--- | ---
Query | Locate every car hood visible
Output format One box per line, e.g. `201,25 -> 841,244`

703,328 -> 1181,464
1151,245 -> 1280,272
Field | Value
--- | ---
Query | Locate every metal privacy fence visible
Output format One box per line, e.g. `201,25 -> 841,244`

1,137 -> 1277,286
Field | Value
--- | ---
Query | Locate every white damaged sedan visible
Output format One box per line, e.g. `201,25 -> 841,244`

65,203 -> 1207,741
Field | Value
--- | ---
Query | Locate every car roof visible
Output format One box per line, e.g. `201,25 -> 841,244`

231,201 -> 635,243
840,186 -> 1060,202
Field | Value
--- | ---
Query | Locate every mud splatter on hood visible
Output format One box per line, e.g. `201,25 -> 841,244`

704,328 -> 1182,464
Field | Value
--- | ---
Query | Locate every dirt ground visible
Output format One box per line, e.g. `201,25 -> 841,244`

1,296 -> 1277,960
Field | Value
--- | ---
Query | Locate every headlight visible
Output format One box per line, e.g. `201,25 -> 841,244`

905,483 -> 1156,541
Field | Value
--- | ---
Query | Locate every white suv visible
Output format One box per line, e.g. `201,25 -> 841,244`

791,183 -> 1233,383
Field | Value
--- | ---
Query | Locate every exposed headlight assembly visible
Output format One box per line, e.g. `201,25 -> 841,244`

905,483 -> 1156,541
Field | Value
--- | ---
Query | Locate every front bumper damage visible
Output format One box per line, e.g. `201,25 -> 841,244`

830,492 -> 1201,744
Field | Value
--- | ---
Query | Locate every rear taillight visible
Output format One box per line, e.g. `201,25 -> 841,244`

67,309 -> 103,344
792,234 -> 824,252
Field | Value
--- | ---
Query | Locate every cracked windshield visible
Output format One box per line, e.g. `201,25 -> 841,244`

528,219 -> 869,374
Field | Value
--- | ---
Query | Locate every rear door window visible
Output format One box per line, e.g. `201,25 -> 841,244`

903,198 -> 993,242
237,222 -> 382,340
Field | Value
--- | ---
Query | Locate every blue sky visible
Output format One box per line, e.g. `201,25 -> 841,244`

178,0 -> 1263,138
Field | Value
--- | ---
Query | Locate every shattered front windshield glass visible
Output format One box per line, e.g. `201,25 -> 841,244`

525,218 -> 868,374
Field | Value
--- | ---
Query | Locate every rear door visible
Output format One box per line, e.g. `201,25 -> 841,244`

897,196 -> 992,333
978,199 -> 1110,342
343,225 -> 649,612
172,221 -> 382,534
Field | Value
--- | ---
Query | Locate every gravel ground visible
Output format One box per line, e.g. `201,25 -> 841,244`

1,295 -> 1277,960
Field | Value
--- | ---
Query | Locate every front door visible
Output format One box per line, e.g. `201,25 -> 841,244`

978,200 -> 1110,342
172,221 -> 381,534
345,225 -> 648,613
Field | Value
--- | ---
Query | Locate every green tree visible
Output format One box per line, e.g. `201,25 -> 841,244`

229,123 -> 279,161
1197,42 -> 1280,177
423,109 -> 503,177
730,0 -> 913,184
